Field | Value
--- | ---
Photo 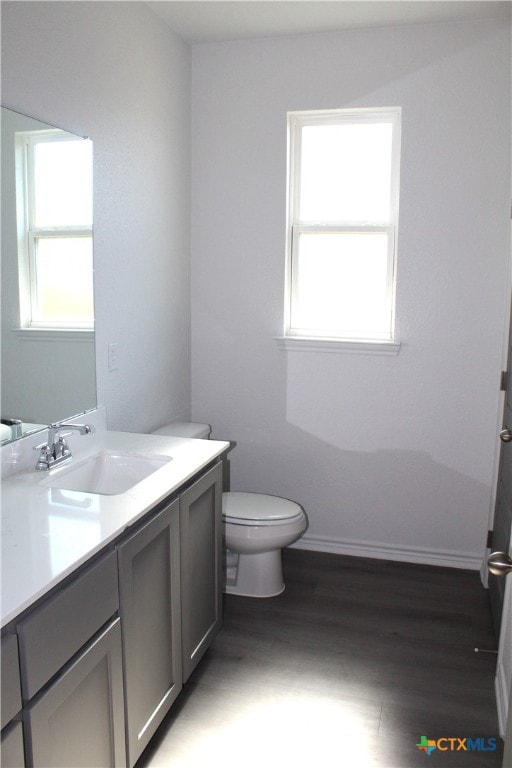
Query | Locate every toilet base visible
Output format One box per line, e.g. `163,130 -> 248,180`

224,549 -> 285,598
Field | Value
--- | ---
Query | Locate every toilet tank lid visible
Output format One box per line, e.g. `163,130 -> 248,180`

152,421 -> 211,439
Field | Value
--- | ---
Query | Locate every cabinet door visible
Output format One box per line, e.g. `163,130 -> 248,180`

1,721 -> 25,768
180,461 -> 223,682
1,635 -> 22,730
25,619 -> 125,768
118,499 -> 182,767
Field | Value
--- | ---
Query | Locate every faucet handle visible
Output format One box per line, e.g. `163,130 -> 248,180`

54,435 -> 72,461
33,441 -> 50,451
33,442 -> 52,471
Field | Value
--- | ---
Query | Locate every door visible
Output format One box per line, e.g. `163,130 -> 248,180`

489,295 -> 512,635
488,286 -> 512,767
488,532 -> 512,768
503,680 -> 512,768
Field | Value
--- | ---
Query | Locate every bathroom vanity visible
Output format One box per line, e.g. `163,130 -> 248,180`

0,422 -> 229,768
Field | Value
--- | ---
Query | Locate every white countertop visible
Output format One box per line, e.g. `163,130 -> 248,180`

1,430 -> 229,628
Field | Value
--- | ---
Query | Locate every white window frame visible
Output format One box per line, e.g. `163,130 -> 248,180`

16,129 -> 94,331
278,107 -> 401,355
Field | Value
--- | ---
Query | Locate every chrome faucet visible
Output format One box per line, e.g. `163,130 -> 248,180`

34,422 -> 95,471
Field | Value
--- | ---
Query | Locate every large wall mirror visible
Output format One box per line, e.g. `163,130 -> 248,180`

1,106 -> 96,444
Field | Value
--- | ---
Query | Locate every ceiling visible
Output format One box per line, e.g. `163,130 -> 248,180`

147,0 -> 511,44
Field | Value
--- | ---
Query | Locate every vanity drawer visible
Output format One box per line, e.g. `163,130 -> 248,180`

17,551 -> 119,700
1,634 -> 22,729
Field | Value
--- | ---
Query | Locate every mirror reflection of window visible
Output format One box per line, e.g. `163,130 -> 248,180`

16,130 -> 93,329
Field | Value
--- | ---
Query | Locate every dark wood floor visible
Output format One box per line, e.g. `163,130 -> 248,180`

139,549 -> 503,768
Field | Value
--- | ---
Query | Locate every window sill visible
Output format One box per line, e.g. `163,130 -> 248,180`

13,328 -> 94,343
274,336 -> 401,356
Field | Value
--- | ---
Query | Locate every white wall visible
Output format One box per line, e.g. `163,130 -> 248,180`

3,4 -> 509,568
1,1 -> 192,433
191,18 -> 512,567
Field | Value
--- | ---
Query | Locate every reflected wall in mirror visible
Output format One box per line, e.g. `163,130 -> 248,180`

1,106 -> 97,444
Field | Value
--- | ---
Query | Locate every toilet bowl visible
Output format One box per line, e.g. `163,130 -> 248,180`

223,492 -> 307,597
151,421 -> 308,598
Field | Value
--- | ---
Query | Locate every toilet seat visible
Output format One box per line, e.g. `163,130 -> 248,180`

222,492 -> 304,526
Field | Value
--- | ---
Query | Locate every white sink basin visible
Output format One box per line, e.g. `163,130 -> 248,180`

43,450 -> 172,495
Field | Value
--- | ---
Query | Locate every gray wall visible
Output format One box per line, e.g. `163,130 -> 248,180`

190,18 -> 511,567
1,1 -> 192,433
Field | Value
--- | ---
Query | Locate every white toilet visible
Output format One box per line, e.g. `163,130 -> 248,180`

151,421 -> 308,598
222,491 -> 307,597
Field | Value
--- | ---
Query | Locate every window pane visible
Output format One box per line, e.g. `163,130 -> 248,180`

34,237 -> 94,323
292,232 -> 390,336
33,138 -> 92,228
299,122 -> 393,223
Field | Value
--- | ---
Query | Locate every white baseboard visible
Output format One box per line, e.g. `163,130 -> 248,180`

291,533 -> 482,570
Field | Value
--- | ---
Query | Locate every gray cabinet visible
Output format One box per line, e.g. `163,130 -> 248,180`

1,634 -> 24,768
1,460 -> 223,768
118,498 -> 182,767
180,461 -> 223,682
24,619 -> 126,768
1,721 -> 24,768
15,551 -> 125,768
1,635 -> 22,730
17,552 -> 119,700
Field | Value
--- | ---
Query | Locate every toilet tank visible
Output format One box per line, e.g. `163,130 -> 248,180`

151,421 -> 211,439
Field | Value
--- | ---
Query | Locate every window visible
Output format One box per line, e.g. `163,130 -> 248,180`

284,108 -> 401,346
16,129 -> 93,330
